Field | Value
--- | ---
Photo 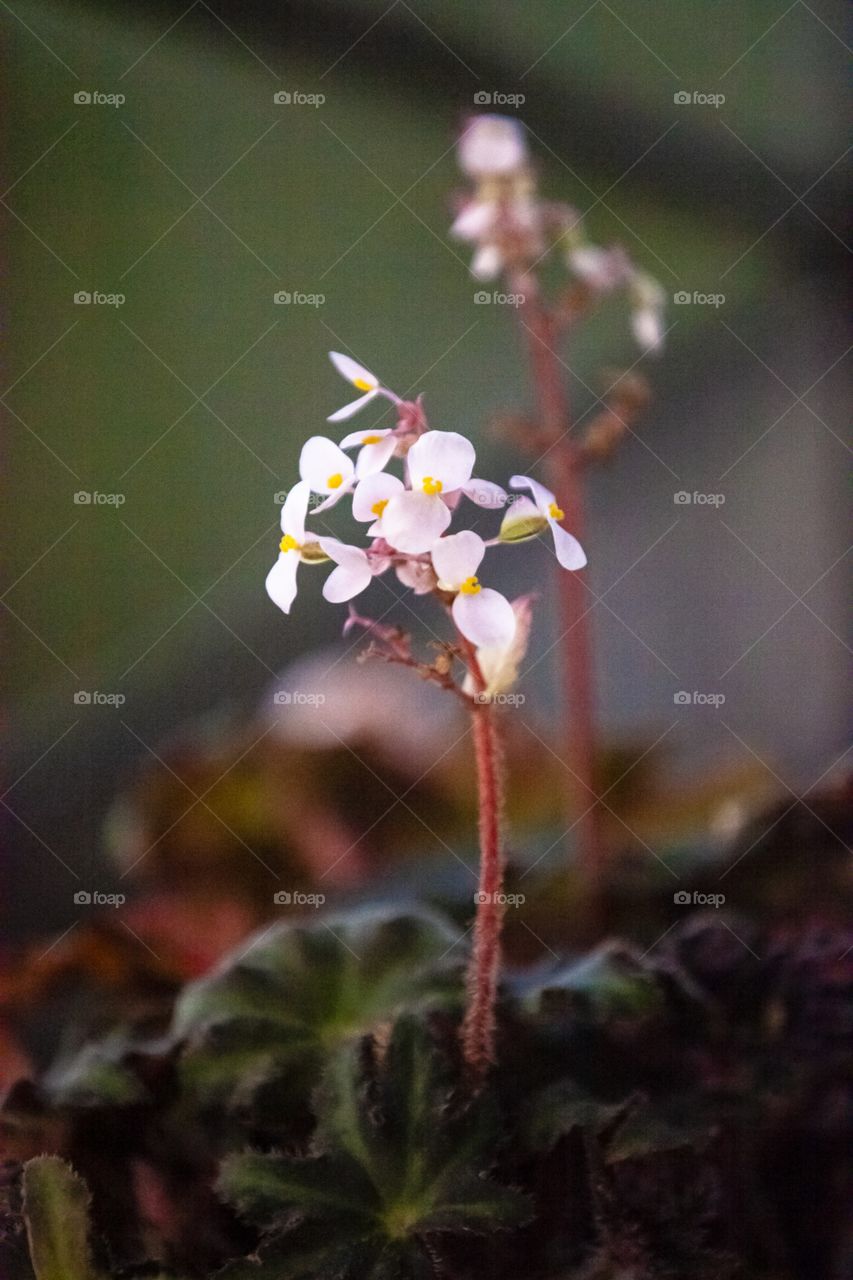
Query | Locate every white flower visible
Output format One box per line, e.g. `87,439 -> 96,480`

338,426 -> 397,478
458,115 -> 528,179
327,351 -> 398,422
431,530 -> 516,649
266,481 -> 327,614
567,244 -> 631,292
299,436 -> 355,512
351,471 -> 405,536
629,271 -> 666,353
463,594 -> 534,699
316,538 -> 374,604
470,244 -> 505,281
507,476 -> 587,570
380,430 -> 476,554
450,198 -> 497,242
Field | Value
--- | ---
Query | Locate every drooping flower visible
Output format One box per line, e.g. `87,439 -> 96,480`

463,594 -> 534,700
505,476 -> 587,570
338,426 -> 397,478
266,481 -> 327,614
566,243 -> 632,293
431,530 -> 516,649
381,430 -> 477,553
327,352 -> 399,422
299,436 -> 355,512
457,115 -> 528,179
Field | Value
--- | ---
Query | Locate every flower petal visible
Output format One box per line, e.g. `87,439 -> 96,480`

328,351 -> 378,391
265,552 -> 300,614
450,199 -> 496,241
458,115 -> 527,179
453,587 -> 516,649
300,436 -> 355,493
311,484 -> 354,514
550,522 -> 587,571
280,479 -> 311,538
462,478 -> 507,511
509,473 -> 556,516
327,390 -> 378,422
408,430 -> 476,493
356,434 -> 397,479
470,244 -> 503,280
381,491 -> 451,554
317,539 -> 373,603
338,426 -> 393,449
472,594 -> 534,697
430,530 -> 485,590
352,472 -> 404,523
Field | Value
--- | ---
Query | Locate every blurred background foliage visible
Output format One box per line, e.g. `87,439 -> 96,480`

4,0 -> 850,937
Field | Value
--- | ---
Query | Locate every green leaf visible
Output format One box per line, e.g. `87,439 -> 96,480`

173,906 -> 464,1120
42,1032 -> 149,1108
520,944 -> 670,1024
218,1015 -> 531,1277
22,1157 -> 100,1280
605,1097 -> 716,1163
523,1079 -> 630,1152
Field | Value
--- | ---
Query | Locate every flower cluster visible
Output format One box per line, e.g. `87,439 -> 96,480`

451,114 -> 666,351
267,353 -> 586,689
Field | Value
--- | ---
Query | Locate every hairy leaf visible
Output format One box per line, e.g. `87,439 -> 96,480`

173,905 -> 464,1120
218,1015 -> 531,1276
22,1157 -> 100,1280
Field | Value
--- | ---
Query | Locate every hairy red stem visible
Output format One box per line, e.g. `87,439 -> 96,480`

461,696 -> 506,1083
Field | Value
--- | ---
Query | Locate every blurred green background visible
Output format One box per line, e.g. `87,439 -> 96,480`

3,0 -> 849,933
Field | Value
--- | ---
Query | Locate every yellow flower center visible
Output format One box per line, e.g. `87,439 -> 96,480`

422,476 -> 443,496
361,434 -> 383,445
548,502 -> 565,521
353,377 -> 374,392
371,499 -> 389,518
280,534 -> 301,553
459,576 -> 481,595
327,473 -> 344,489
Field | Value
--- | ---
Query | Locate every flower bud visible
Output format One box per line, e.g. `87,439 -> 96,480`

458,115 -> 527,179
